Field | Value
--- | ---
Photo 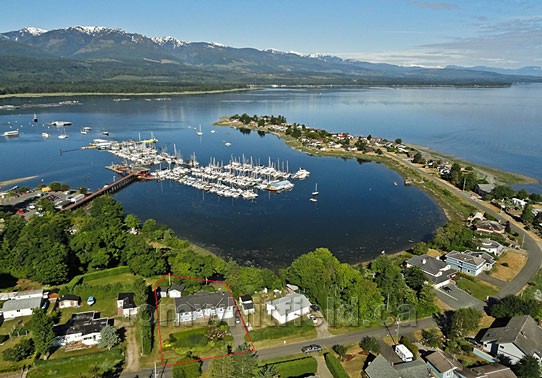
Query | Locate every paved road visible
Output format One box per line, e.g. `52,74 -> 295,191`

434,284 -> 485,310
386,153 -> 542,298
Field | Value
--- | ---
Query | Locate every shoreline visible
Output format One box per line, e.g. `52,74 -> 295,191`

0,175 -> 39,189
0,87 -> 253,100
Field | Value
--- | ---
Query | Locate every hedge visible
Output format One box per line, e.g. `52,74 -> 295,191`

266,356 -> 317,378
64,266 -> 130,288
324,352 -> 349,378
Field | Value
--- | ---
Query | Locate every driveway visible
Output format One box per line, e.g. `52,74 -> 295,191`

435,284 -> 485,311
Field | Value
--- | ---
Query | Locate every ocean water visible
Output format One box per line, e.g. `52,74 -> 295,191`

2,85 -> 540,266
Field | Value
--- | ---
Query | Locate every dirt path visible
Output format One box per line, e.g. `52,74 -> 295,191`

124,326 -> 140,372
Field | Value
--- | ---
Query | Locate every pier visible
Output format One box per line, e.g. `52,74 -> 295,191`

62,172 -> 142,211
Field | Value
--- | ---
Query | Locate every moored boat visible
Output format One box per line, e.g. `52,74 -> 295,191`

3,129 -> 19,137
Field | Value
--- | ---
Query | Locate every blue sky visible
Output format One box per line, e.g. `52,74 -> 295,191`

3,0 -> 541,68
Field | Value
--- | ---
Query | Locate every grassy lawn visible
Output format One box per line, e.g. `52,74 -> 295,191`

456,277 -> 497,301
248,319 -> 316,343
28,346 -> 124,378
58,298 -> 117,324
491,251 -> 527,282
340,345 -> 368,377
160,325 -> 232,360
83,272 -> 139,286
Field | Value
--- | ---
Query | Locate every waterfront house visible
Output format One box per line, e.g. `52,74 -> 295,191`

511,197 -> 527,208
475,183 -> 495,199
1,296 -> 45,319
117,293 -> 138,317
266,293 -> 311,325
480,315 -> 542,365
478,238 -> 506,256
445,251 -> 495,276
175,291 -> 235,324
54,311 -> 113,347
58,294 -> 81,309
405,255 -> 455,288
474,220 -> 505,234
239,295 -> 255,315
425,350 -> 462,378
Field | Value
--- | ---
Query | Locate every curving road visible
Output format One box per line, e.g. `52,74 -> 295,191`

385,152 -> 542,298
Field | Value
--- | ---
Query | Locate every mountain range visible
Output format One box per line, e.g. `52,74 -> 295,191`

1,26 -> 541,94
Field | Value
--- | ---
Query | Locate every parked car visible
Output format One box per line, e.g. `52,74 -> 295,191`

442,286 -> 452,293
301,344 -> 322,353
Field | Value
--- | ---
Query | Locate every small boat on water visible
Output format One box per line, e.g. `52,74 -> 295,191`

312,183 -> 319,196
41,132 -> 50,138
210,130 -> 216,134
83,126 -> 92,131
309,197 -> 318,203
58,128 -> 68,139
50,121 -> 72,126
3,129 -> 19,137
80,129 -> 87,135
102,131 -> 109,136
196,125 -> 203,136
224,142 -> 232,147
33,113 -> 38,123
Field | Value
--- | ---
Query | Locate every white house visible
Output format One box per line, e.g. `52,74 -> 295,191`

54,311 -> 113,347
58,294 -> 81,309
405,255 -> 455,288
511,197 -> 527,208
478,238 -> 506,256
239,295 -> 255,315
480,315 -> 542,365
168,284 -> 184,298
266,293 -> 311,325
425,350 -> 463,378
175,291 -> 235,324
13,289 -> 45,300
116,293 -> 138,317
1,297 -> 44,319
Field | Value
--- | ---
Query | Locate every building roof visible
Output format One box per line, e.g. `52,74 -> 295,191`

460,363 -> 517,378
394,360 -> 432,378
364,354 -> 400,378
479,238 -> 504,250
169,284 -> 185,292
475,220 -> 505,233
175,291 -> 233,314
446,251 -> 486,267
14,289 -> 43,298
425,350 -> 462,373
1,296 -> 43,312
406,255 -> 448,276
54,311 -> 112,337
59,294 -> 81,302
476,183 -> 495,193
467,251 -> 496,265
240,294 -> 253,303
117,293 -> 137,309
267,293 -> 312,317
480,315 -> 542,357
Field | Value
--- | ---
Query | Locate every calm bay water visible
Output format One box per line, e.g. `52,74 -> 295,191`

1,85 -> 541,266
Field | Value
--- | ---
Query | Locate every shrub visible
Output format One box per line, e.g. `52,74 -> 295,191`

2,338 -> 34,361
0,334 -> 9,344
359,336 -> 380,354
324,352 -> 349,378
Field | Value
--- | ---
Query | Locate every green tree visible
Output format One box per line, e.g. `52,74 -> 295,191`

31,308 -> 55,357
125,213 -> 140,230
513,355 -> 541,378
411,241 -> 429,255
449,163 -> 463,187
232,344 -> 259,378
49,182 -> 62,191
2,339 -> 34,361
491,185 -> 516,200
404,266 -> 426,293
488,295 -> 541,320
210,355 -> 235,377
394,138 -> 402,144
359,336 -> 380,354
449,308 -> 482,339
259,364 -> 279,378
412,152 -> 425,164
98,325 -> 120,350
133,277 -> 149,306
516,189 -> 530,200
332,344 -> 347,360
422,328 -> 443,348
521,204 -> 534,224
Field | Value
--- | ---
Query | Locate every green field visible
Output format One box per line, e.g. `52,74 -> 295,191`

248,320 -> 316,342
456,277 -> 497,301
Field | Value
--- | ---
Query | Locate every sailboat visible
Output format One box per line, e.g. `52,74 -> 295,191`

196,125 -> 203,136
33,113 -> 38,123
312,183 -> 319,196
58,127 -> 68,139
309,197 -> 318,203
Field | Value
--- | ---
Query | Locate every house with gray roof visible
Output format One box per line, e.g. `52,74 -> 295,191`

54,311 -> 113,347
478,238 -> 506,256
425,349 -> 463,378
266,293 -> 311,324
445,250 -> 495,276
175,291 -> 234,324
365,355 -> 431,378
480,315 -> 542,364
405,254 -> 455,288
1,296 -> 45,319
457,363 -> 517,378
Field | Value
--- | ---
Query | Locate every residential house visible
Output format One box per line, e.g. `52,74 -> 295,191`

405,255 -> 455,288
117,293 -> 138,317
13,289 -> 45,300
175,291 -> 235,324
457,363 -> 517,378
1,296 -> 45,319
478,238 -> 506,257
425,350 -> 463,378
239,295 -> 255,315
158,286 -> 169,298
511,198 -> 527,208
445,251 -> 495,276
266,293 -> 311,325
475,183 -> 495,199
54,311 -> 113,347
474,220 -> 505,235
168,284 -> 184,298
364,354 -> 431,378
58,294 -> 81,309
480,315 -> 542,365
468,212 -> 485,223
